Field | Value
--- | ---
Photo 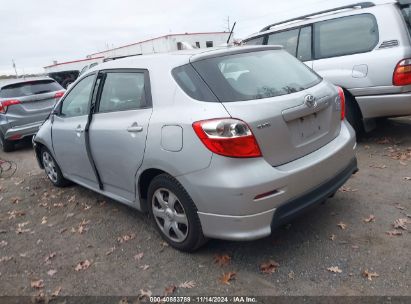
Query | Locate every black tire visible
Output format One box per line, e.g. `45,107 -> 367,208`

41,148 -> 70,187
345,95 -> 364,137
0,133 -> 14,152
148,174 -> 207,252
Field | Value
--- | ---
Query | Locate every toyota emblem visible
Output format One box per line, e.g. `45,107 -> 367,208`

304,95 -> 317,108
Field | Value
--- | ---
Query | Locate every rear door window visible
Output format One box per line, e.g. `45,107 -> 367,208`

313,14 -> 379,59
97,72 -> 147,113
267,29 -> 299,56
297,26 -> 312,61
400,4 -> 411,36
244,36 -> 265,45
0,80 -> 62,98
191,49 -> 321,102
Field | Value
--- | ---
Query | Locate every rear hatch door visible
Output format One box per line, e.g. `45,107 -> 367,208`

191,48 -> 342,166
0,79 -> 64,127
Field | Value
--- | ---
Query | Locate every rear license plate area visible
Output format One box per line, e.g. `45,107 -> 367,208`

288,113 -> 325,146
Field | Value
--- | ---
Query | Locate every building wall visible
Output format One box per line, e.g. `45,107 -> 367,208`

44,33 -> 231,73
88,33 -> 231,59
44,57 -> 103,73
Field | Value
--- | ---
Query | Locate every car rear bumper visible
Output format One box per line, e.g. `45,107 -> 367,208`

178,121 -> 357,241
4,121 -> 43,140
197,158 -> 357,241
356,92 -> 411,119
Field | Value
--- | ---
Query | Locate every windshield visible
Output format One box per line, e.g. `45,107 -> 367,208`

0,80 -> 62,98
191,50 -> 321,102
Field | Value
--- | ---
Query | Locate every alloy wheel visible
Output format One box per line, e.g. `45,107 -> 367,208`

42,151 -> 58,183
152,188 -> 189,243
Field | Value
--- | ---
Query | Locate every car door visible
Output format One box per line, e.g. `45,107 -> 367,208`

311,14 -> 379,87
52,74 -> 98,187
88,70 -> 153,202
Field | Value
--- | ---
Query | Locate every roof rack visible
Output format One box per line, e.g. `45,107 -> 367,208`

259,2 -> 375,32
103,53 -> 142,62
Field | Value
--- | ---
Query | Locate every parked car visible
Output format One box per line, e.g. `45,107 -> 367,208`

0,78 -> 65,152
48,70 -> 79,89
33,46 -> 357,251
243,1 -> 411,134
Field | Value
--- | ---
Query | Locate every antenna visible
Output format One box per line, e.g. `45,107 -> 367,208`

226,22 -> 237,44
12,59 -> 18,78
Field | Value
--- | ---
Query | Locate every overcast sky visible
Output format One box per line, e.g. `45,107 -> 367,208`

0,0 -> 388,75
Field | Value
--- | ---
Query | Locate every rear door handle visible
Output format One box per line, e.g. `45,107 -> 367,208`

127,123 -> 143,133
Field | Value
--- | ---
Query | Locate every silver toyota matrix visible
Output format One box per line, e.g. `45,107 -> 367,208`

33,46 -> 358,251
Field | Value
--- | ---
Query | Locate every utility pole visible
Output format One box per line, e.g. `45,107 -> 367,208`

225,16 -> 231,32
12,59 -> 18,78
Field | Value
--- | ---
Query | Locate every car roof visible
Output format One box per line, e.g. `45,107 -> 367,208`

0,77 -> 55,89
88,45 -> 284,73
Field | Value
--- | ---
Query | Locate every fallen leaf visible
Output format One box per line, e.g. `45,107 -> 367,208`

106,247 -> 116,256
337,222 -> 347,230
395,204 -> 405,211
393,218 -> 408,230
47,269 -> 57,277
31,279 -> 44,289
53,203 -> 64,208
59,228 -> 67,234
339,186 -> 358,193
134,252 -> 144,261
404,177 -> 411,181
140,264 -> 150,271
139,289 -> 152,299
329,234 -> 336,241
327,266 -> 342,273
179,281 -> 196,289
77,219 -> 90,234
117,233 -> 136,244
11,197 -> 21,204
219,272 -> 236,285
75,259 -> 91,271
7,210 -> 25,219
386,230 -> 402,236
44,252 -> 56,264
19,252 -> 28,257
41,216 -> 47,225
214,254 -> 231,267
260,260 -> 280,274
51,286 -> 62,297
164,285 -> 176,296
363,215 -> 375,223
370,164 -> 387,169
0,256 -> 13,262
376,137 -> 391,144
0,240 -> 7,247
288,271 -> 295,280
362,269 -> 379,281
68,195 -> 76,203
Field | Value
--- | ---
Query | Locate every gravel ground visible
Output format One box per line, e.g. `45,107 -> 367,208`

0,118 -> 410,299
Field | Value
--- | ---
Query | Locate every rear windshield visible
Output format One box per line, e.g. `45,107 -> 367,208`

187,50 -> 321,102
0,80 -> 62,98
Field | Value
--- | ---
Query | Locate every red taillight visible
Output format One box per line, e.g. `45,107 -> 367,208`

0,99 -> 21,114
393,59 -> 411,86
192,118 -> 262,158
54,91 -> 65,101
337,87 -> 345,121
